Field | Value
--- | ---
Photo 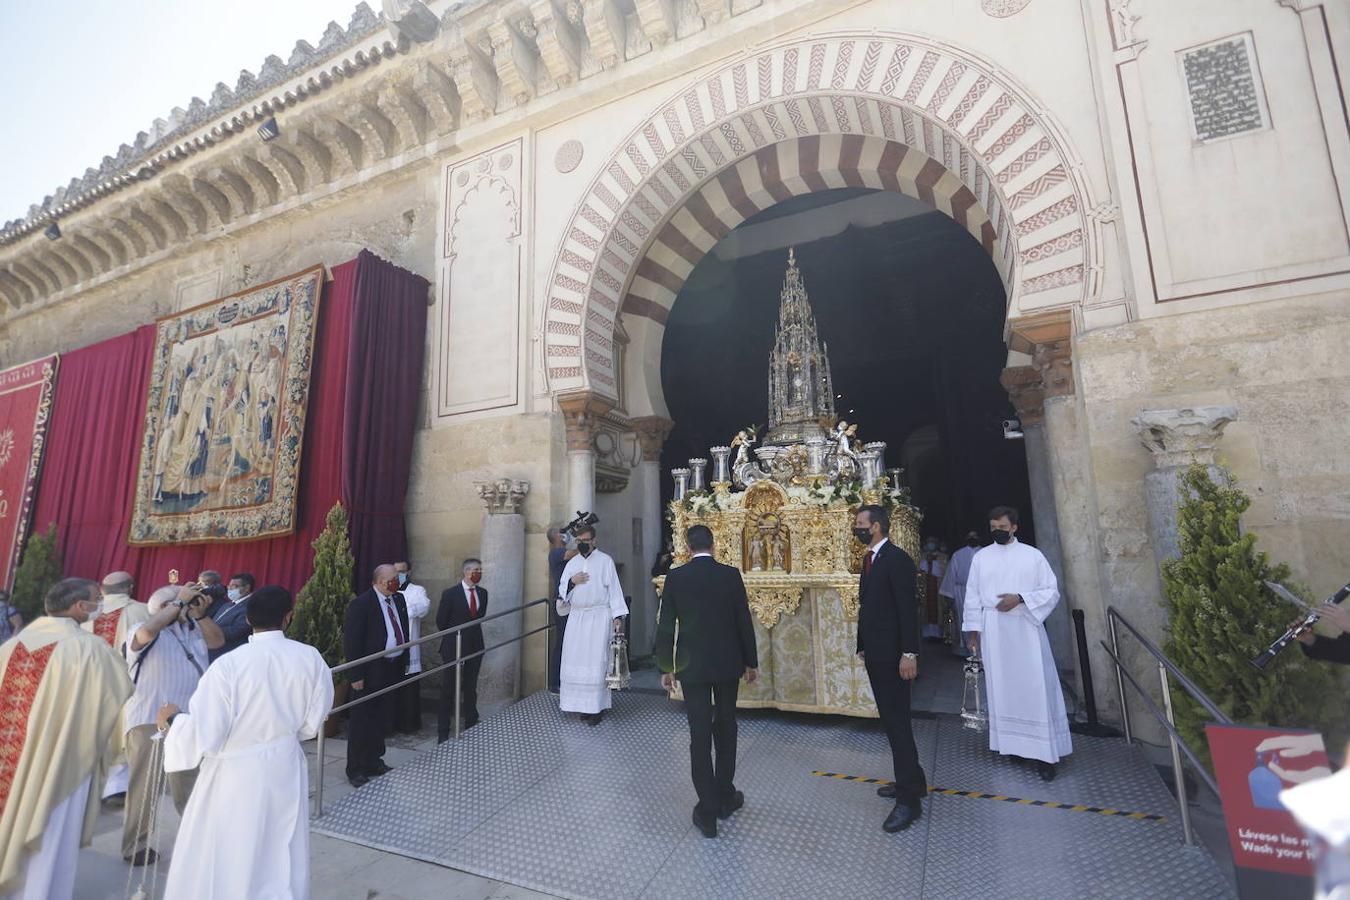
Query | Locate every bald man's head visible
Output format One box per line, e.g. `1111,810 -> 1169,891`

100,571 -> 134,596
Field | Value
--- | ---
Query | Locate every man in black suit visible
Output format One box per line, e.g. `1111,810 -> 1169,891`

342,563 -> 410,787
437,558 -> 487,742
656,525 -> 759,839
854,503 -> 927,833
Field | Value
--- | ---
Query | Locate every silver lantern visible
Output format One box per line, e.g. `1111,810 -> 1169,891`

606,630 -> 631,690
671,467 -> 691,500
709,446 -> 732,486
688,458 -> 708,492
960,655 -> 988,731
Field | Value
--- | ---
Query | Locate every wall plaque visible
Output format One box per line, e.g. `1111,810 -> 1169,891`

1180,34 -> 1269,143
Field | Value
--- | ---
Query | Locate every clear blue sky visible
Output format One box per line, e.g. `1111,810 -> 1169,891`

0,0 -> 367,224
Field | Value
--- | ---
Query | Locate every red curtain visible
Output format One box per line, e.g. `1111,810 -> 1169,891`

341,250 -> 429,584
31,263 -> 357,593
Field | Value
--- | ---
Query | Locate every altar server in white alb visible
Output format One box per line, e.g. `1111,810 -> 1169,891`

156,586 -> 333,899
963,506 -> 1071,781
557,523 -> 628,724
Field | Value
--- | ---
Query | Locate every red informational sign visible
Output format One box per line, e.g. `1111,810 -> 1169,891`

1206,723 -> 1330,877
0,356 -> 59,590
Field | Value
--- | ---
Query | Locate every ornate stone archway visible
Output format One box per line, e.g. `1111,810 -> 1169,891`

544,30 -> 1098,399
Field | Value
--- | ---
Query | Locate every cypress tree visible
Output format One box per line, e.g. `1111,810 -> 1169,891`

1161,465 -> 1341,765
11,524 -> 64,622
291,502 -> 355,676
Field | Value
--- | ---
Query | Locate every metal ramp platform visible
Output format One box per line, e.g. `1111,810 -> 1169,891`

313,691 -> 1232,899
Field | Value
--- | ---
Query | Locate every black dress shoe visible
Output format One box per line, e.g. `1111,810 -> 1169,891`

126,848 -> 159,866
584,713 -> 600,726
882,800 -> 922,833
102,792 -> 127,810
1036,761 -> 1057,782
348,773 -> 370,788
372,761 -> 393,776
718,791 -> 744,819
692,810 -> 718,838
876,784 -> 897,799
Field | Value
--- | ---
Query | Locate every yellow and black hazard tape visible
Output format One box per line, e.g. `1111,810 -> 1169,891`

809,771 -> 1166,823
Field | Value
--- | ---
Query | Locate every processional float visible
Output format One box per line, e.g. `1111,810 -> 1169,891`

655,249 -> 925,718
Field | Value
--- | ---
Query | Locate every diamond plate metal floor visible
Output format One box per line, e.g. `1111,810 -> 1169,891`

312,691 -> 1233,900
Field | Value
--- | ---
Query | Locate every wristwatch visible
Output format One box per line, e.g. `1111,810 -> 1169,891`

901,652 -> 917,660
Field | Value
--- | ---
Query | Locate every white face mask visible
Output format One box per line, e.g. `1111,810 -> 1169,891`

227,588 -> 242,602
397,572 -> 408,586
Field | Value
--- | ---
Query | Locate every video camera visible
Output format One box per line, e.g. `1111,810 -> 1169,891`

562,510 -> 599,538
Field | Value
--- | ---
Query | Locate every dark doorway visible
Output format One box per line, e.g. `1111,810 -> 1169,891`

656,188 -> 1034,548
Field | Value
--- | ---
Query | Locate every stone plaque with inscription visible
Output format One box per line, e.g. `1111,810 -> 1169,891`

1181,35 -> 1268,143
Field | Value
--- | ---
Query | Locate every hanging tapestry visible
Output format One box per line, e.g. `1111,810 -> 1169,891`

128,266 -> 325,545
0,355 -> 58,588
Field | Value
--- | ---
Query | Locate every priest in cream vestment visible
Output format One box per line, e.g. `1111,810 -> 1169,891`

83,571 -> 151,801
158,586 -> 333,899
0,578 -> 134,900
963,507 -> 1072,780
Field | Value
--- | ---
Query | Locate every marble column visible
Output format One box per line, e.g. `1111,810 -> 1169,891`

1133,406 -> 1239,571
1001,363 -> 1074,674
631,416 -> 675,658
558,392 -> 614,520
474,478 -> 530,716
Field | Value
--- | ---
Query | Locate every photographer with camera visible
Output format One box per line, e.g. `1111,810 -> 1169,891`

119,583 -> 223,866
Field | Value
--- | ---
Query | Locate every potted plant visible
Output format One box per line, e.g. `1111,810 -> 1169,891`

290,502 -> 355,737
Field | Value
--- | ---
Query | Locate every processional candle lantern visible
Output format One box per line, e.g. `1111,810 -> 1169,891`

671,467 -> 691,500
864,442 -> 887,484
709,446 -> 732,487
960,656 -> 988,731
858,450 -> 880,489
886,467 -> 905,489
688,458 -> 708,492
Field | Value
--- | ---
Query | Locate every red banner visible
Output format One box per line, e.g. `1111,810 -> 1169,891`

1206,723 -> 1330,877
0,356 -> 58,590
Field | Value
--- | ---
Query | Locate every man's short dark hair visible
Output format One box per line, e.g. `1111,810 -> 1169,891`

575,524 -> 596,540
229,572 -> 256,592
245,586 -> 294,629
987,505 -> 1020,526
859,504 -> 889,534
686,525 -> 714,552
45,578 -> 96,614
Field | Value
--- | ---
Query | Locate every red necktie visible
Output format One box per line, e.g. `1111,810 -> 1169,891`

863,551 -> 873,576
468,586 -> 479,618
383,598 -> 405,645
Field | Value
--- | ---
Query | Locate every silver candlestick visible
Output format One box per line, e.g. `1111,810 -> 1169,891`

671,467 -> 691,500
688,458 -> 708,492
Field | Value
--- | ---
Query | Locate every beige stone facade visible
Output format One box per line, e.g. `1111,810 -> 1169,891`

3,0 -> 1348,717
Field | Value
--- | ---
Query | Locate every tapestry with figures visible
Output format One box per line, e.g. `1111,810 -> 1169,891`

128,266 -> 324,545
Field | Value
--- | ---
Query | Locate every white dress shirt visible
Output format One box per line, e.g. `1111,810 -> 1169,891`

375,589 -> 404,659
400,582 -> 431,673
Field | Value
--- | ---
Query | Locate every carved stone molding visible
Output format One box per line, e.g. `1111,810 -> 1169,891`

558,391 -> 615,451
477,477 -> 531,514
999,365 -> 1045,427
1033,340 -> 1074,400
631,415 -> 675,462
1133,406 -> 1239,469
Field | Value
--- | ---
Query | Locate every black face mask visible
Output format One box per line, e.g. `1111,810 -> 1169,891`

990,529 -> 1013,545
966,538 -> 981,548
852,527 -> 873,545
577,541 -> 592,556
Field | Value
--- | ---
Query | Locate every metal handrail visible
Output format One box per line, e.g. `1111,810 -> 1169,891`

314,597 -> 552,817
1102,605 -> 1231,847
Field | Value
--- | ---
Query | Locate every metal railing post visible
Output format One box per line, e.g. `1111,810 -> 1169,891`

454,631 -> 463,741
1158,661 -> 1194,846
315,719 -> 326,817
1108,614 -> 1132,744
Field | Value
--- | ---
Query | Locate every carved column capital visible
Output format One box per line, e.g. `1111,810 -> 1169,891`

476,477 -> 531,515
631,415 -> 675,461
999,365 -> 1045,427
1132,406 -> 1238,469
1032,339 -> 1075,399
558,391 -> 615,452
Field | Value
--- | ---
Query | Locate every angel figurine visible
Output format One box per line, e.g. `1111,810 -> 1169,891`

731,427 -> 766,487
831,420 -> 861,479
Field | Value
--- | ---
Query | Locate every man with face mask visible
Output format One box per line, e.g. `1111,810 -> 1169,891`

938,533 -> 982,657
208,572 -> 255,661
342,565 -> 410,786
962,506 -> 1071,781
436,558 -> 488,741
0,579 -> 132,900
85,571 -> 151,808
556,524 -> 629,724
392,561 -> 430,733
852,504 -> 926,834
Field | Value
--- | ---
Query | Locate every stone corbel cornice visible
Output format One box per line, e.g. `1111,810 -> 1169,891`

487,10 -> 538,110
633,0 -> 676,48
446,24 -> 499,123
529,0 -> 582,89
580,0 -> 625,70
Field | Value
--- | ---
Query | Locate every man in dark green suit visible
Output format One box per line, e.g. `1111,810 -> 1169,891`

656,525 -> 759,839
